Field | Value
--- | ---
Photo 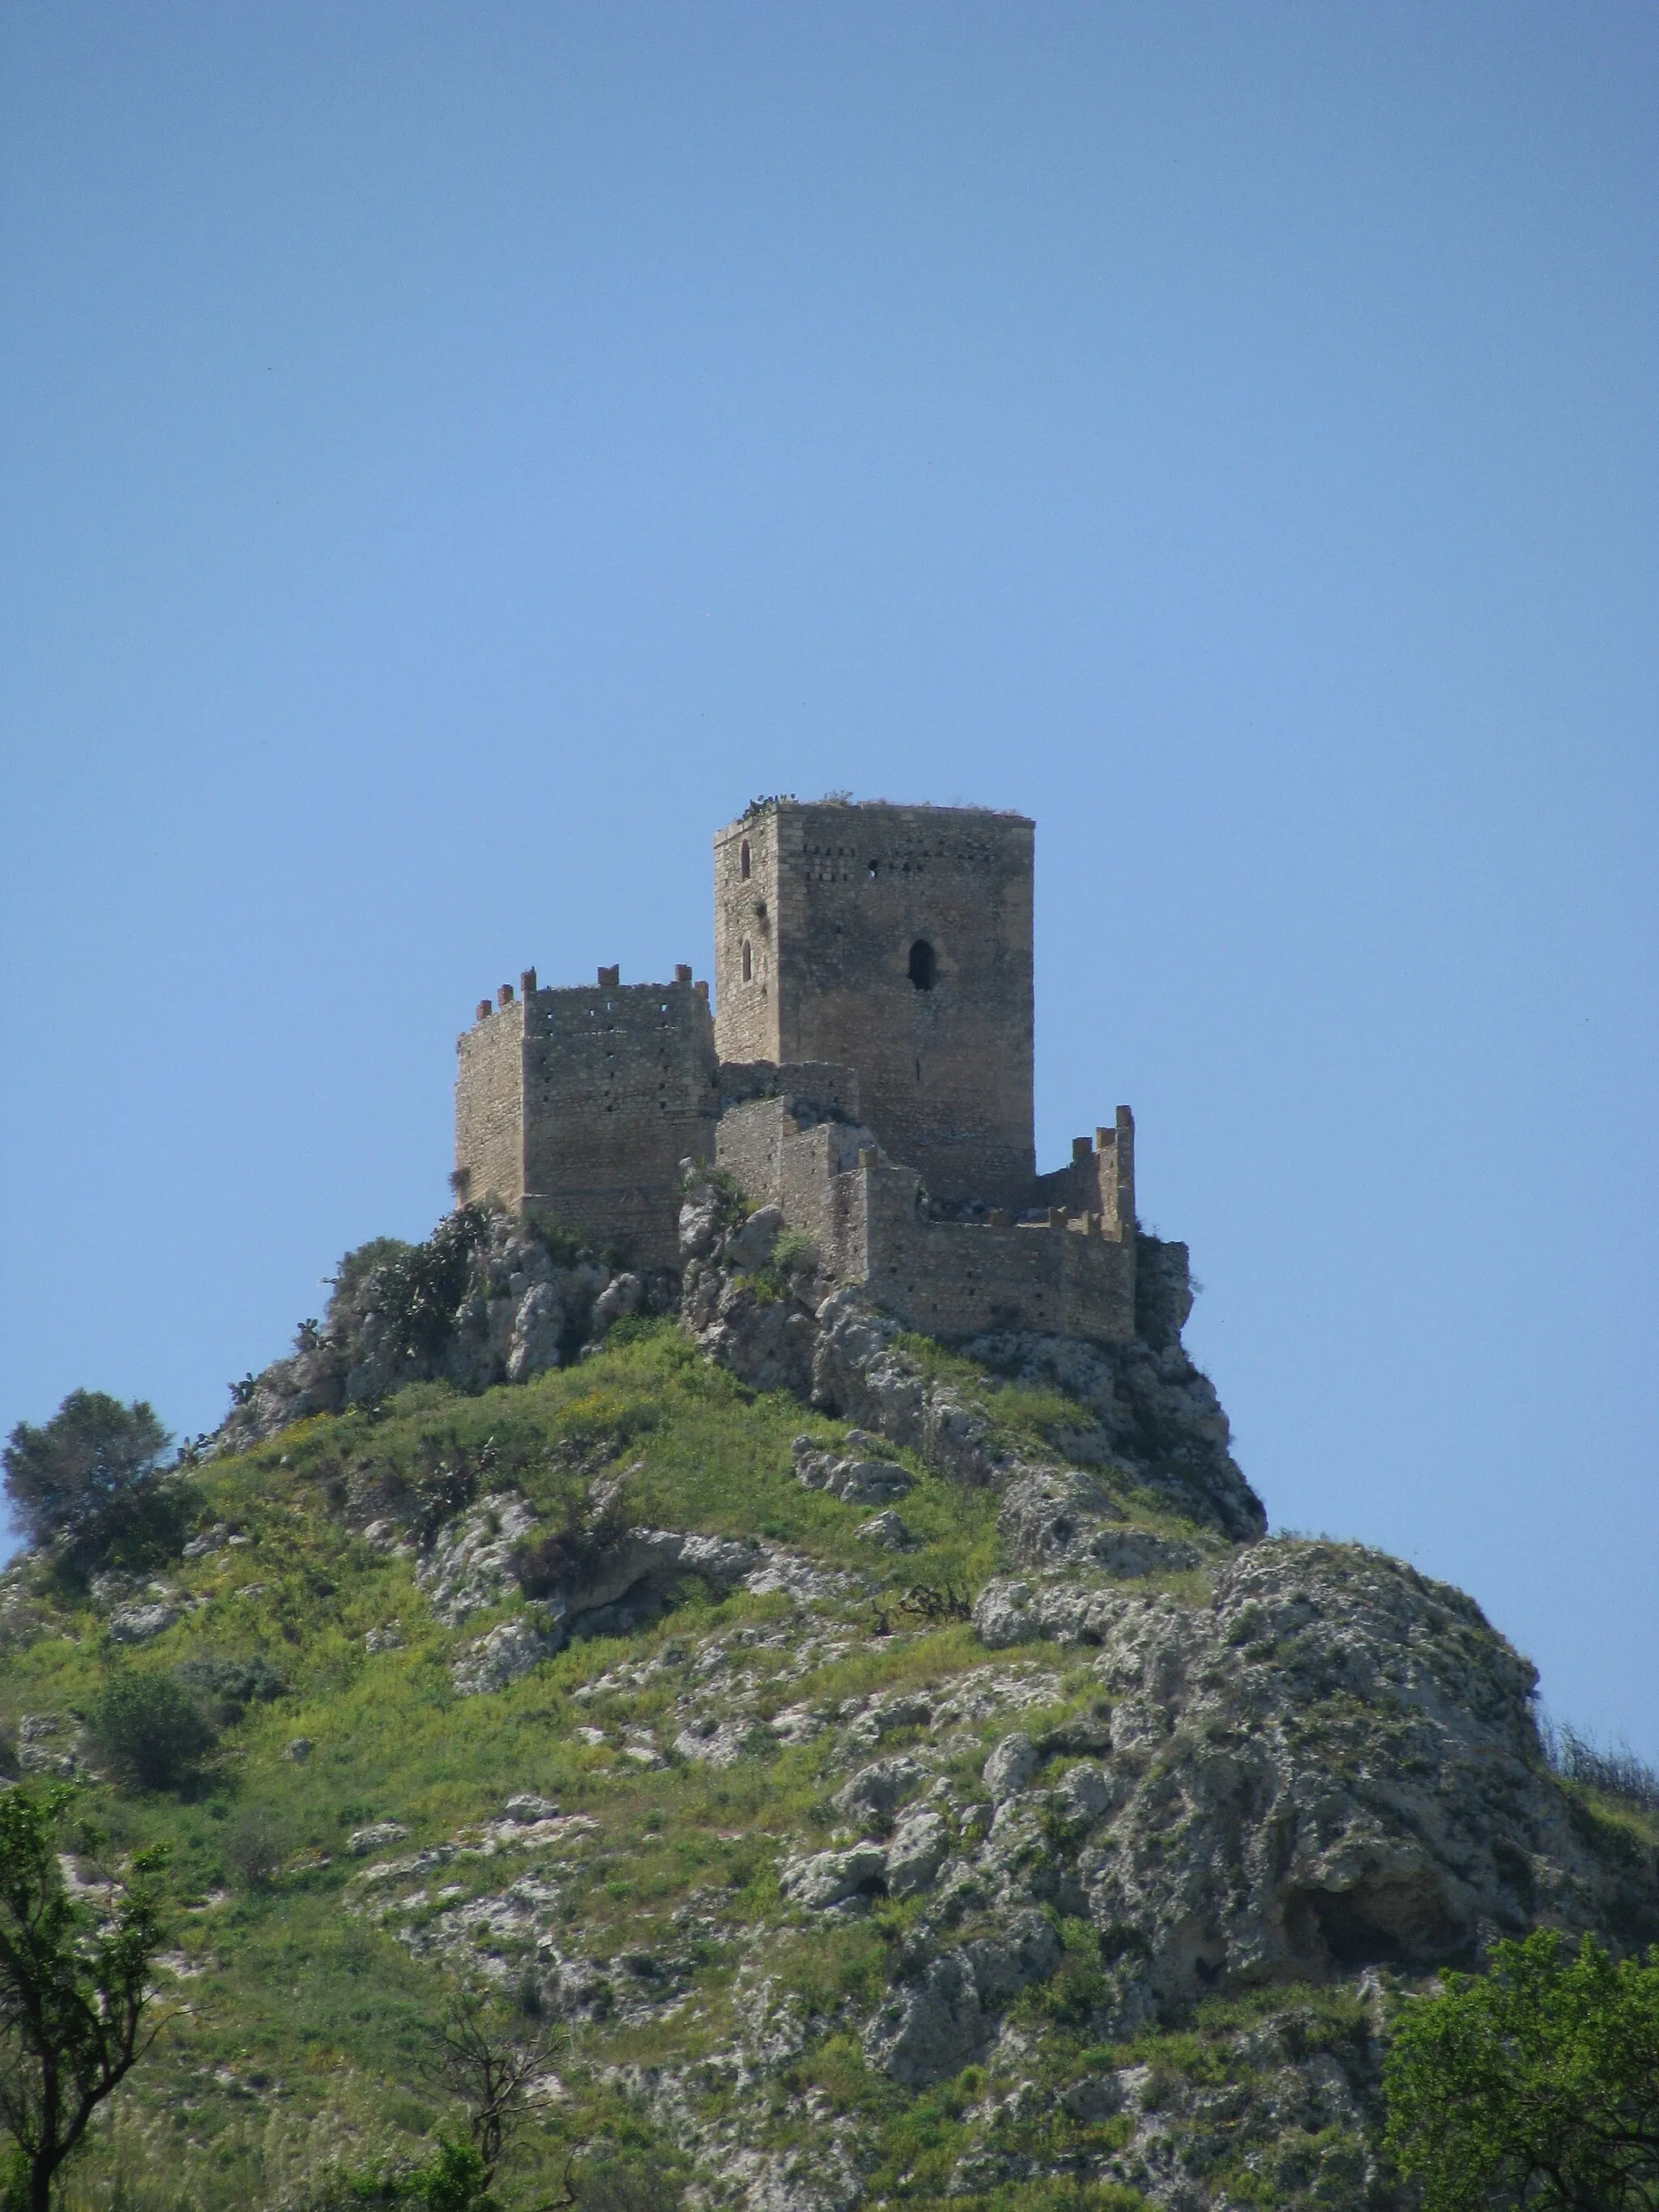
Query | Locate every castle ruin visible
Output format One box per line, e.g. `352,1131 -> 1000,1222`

453,799 -> 1149,1347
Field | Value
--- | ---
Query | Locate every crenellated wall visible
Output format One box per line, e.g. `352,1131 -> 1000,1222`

859,1156 -> 1137,1345
1033,1108 -> 1137,1237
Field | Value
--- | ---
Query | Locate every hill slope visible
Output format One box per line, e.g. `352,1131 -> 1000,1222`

2,1210 -> 1653,2212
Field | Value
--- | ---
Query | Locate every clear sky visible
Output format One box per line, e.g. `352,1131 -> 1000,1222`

2,5 -> 1654,1755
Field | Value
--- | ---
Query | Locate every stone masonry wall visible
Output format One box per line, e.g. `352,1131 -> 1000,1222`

717,1098 -> 1137,1348
714,1060 -> 862,1123
1033,1107 -> 1137,1234
454,997 -> 527,1213
714,802 -> 1036,1209
519,978 -> 719,1269
714,1097 -> 869,1268
860,1156 -> 1137,1346
712,811 -> 782,1066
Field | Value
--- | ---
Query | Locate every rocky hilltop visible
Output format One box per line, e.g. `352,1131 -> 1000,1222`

1,1188 -> 1653,2212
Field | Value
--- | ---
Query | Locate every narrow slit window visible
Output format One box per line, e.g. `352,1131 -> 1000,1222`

740,838 -> 751,880
908,939 -> 936,990
742,940 -> 753,982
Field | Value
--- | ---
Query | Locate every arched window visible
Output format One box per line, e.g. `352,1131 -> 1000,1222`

742,940 -> 753,982
740,838 -> 751,880
908,939 -> 936,991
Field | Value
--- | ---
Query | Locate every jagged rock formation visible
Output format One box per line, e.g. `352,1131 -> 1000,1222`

328,1502 -> 1655,2210
676,1167 -> 1265,1545
970,1533 -> 1659,2013
213,1207 -> 665,1451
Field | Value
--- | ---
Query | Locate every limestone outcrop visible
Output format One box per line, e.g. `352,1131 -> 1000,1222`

964,1538 -> 1659,2024
332,1492 -> 1659,2210
211,1208 -> 660,1451
676,1198 -> 1266,1545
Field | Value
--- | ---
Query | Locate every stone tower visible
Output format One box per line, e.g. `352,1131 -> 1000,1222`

712,800 -> 1035,1209
454,968 -> 718,1268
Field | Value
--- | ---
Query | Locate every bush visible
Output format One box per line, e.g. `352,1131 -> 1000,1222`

511,1488 -> 628,1600
566,2160 -> 684,2212
2,1392 -> 184,1569
373,1210 -> 493,1363
177,1652 -> 286,1722
411,1454 -> 481,1549
771,1227 -> 820,1273
304,2135 -> 497,2212
328,1236 -> 416,1319
224,1804 -> 294,1890
86,1671 -> 216,1792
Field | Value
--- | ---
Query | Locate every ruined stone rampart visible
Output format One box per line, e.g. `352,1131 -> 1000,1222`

715,1060 -> 861,1123
862,1190 -> 1137,1348
1033,1108 -> 1136,1238
714,1097 -> 869,1267
714,1095 -> 1137,1349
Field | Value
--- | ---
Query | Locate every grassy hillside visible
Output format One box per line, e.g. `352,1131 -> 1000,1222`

0,1327 -> 1164,2210
2,1320 -> 1650,2212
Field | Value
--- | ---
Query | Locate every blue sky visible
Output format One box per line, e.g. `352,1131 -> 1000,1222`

2,4 -> 1654,1754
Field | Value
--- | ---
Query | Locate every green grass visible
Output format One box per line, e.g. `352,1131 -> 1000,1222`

0,1324 -> 1236,2211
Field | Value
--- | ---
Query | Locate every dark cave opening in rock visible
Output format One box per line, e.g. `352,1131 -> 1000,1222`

1290,1877 -> 1468,1972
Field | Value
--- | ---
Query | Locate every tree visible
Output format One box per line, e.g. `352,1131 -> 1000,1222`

421,1985 -> 549,2189
1,1392 -> 173,1565
0,1785 -> 168,2212
1384,1928 -> 1659,2212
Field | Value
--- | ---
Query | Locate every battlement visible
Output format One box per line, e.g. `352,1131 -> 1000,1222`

453,801 -> 1145,1341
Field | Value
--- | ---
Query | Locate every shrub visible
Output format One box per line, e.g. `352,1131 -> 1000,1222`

328,1236 -> 416,1319
224,1804 -> 295,1890
313,2134 -> 497,2212
373,1211 -> 493,1362
411,1457 -> 480,1548
566,2160 -> 684,2212
518,1205 -> 584,1267
512,1489 -> 628,1600
683,1161 -> 753,1234
86,1671 -> 216,1792
177,1652 -> 286,1721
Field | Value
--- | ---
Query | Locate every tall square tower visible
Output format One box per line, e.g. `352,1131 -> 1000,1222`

713,800 -> 1035,1208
